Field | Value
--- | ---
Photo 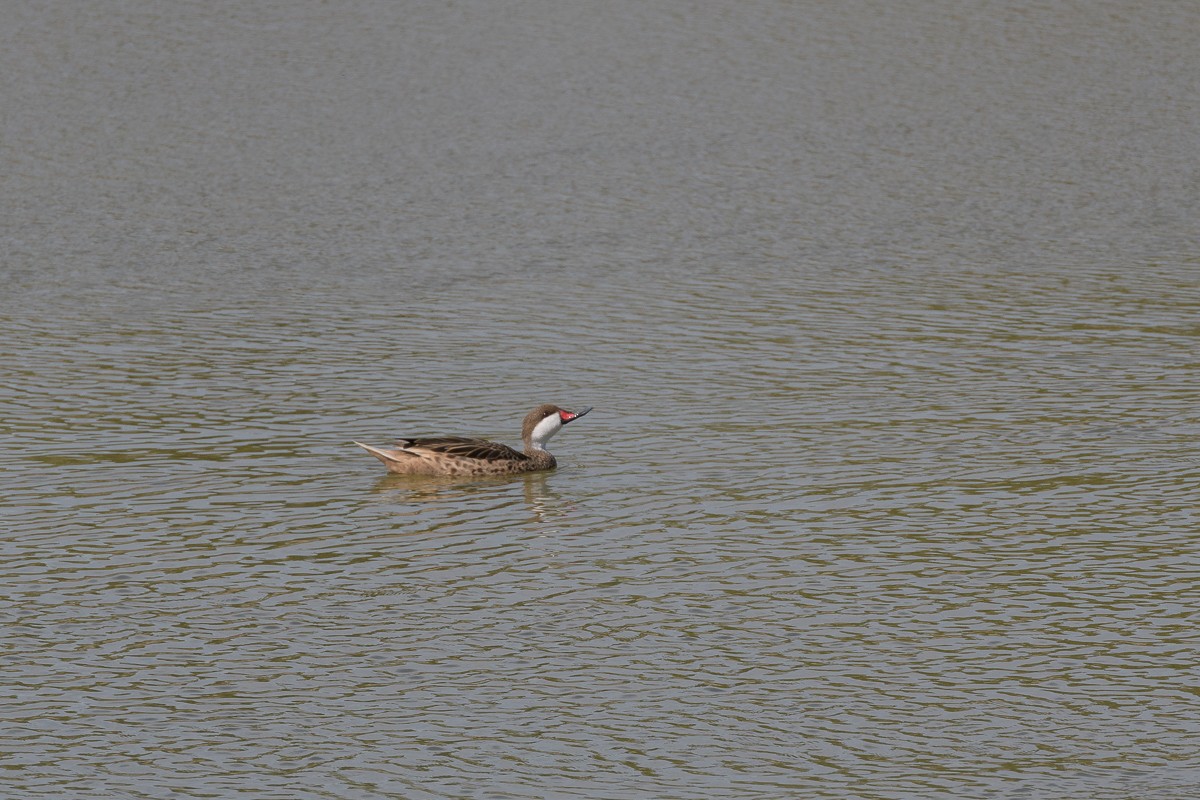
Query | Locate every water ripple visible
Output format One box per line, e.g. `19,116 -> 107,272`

4,2 -> 1200,798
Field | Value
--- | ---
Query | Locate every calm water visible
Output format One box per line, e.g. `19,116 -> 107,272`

3,2 -> 1199,799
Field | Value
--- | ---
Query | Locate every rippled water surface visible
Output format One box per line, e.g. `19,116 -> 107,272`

3,2 -> 1199,799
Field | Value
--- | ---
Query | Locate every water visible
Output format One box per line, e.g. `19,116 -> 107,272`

3,2 -> 1199,798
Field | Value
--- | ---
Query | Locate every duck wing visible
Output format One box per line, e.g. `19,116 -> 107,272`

398,436 -> 529,463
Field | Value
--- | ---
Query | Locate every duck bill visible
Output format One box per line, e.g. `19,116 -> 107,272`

560,406 -> 593,424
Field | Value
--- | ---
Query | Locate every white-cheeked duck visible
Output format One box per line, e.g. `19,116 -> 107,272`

354,404 -> 592,476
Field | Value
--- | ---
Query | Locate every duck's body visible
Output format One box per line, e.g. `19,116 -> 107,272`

354,404 -> 591,476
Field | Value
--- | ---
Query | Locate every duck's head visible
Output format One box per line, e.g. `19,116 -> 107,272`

523,404 -> 593,450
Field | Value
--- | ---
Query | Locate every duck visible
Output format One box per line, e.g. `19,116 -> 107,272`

354,404 -> 592,476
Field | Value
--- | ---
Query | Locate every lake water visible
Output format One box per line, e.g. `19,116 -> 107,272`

2,2 -> 1199,798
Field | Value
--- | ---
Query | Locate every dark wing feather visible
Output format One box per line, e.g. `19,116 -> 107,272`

398,436 -> 529,463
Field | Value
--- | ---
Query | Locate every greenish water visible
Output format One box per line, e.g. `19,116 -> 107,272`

2,2 -> 1198,799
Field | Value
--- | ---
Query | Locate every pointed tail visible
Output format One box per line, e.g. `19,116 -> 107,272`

353,441 -> 418,468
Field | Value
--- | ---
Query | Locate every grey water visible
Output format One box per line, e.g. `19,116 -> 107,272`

2,2 -> 1199,798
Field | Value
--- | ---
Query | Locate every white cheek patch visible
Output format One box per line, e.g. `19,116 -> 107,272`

529,413 -> 562,447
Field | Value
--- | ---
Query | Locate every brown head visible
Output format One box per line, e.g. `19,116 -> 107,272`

521,404 -> 593,450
